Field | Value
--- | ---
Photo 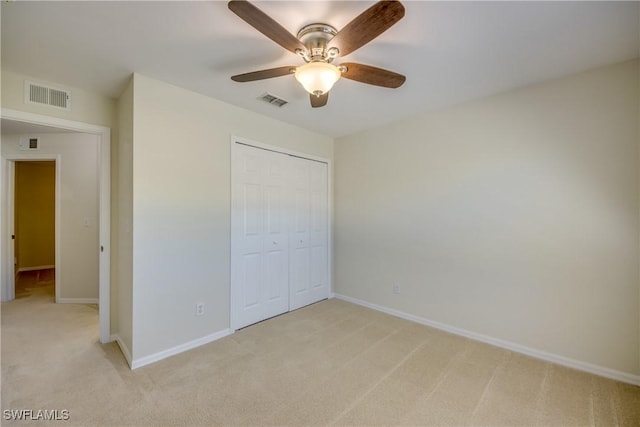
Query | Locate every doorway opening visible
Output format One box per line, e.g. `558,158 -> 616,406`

13,160 -> 56,300
1,108 -> 111,343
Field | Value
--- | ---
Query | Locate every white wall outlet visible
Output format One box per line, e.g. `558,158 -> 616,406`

195,302 -> 205,316
393,283 -> 400,294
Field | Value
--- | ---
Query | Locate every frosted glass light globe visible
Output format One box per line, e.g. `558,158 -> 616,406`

294,62 -> 341,96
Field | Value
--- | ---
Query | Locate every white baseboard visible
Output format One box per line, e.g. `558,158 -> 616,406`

57,298 -> 98,304
130,329 -> 233,370
111,334 -> 133,368
334,293 -> 640,386
17,265 -> 55,273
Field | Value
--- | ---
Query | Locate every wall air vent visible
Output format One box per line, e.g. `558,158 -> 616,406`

19,137 -> 40,151
258,93 -> 288,107
24,80 -> 71,111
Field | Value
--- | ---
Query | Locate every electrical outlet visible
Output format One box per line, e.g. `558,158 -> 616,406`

393,283 -> 400,294
195,302 -> 205,316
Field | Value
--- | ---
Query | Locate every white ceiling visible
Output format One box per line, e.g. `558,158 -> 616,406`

2,1 -> 639,138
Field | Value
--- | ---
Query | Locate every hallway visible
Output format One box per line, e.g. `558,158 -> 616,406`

14,268 -> 55,300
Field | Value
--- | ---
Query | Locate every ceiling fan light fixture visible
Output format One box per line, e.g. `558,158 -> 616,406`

294,62 -> 341,96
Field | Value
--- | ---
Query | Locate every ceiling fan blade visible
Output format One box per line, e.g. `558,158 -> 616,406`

231,66 -> 296,82
310,93 -> 329,108
328,0 -> 405,57
340,63 -> 406,88
228,1 -> 306,54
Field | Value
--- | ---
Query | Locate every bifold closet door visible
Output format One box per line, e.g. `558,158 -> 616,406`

290,157 -> 329,310
231,144 -> 290,330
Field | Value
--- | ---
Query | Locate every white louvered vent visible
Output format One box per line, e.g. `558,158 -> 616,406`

24,80 -> 71,111
258,93 -> 288,107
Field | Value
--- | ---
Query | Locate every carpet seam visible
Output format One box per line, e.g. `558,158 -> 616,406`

328,339 -> 431,426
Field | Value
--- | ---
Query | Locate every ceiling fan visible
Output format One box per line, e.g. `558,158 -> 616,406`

228,0 -> 407,108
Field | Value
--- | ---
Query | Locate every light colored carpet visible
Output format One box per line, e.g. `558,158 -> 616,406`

2,274 -> 639,426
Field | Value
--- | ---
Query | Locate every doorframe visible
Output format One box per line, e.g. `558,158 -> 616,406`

1,108 -> 111,344
229,135 -> 333,331
4,156 -> 61,303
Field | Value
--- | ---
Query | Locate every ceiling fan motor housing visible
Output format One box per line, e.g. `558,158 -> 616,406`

296,24 -> 339,63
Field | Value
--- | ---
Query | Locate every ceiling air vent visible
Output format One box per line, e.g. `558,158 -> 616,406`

24,80 -> 71,111
258,93 -> 288,107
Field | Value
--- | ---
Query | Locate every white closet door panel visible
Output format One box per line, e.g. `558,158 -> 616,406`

309,161 -> 329,302
232,145 -> 289,329
242,184 -> 262,246
310,245 -> 327,288
266,251 -> 285,299
289,158 -> 312,310
237,252 -> 264,326
232,145 -> 263,328
242,253 -> 261,307
261,151 -> 289,316
293,247 -> 310,292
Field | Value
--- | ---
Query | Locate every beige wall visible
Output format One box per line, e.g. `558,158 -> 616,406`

130,73 -> 333,361
2,133 -> 100,300
113,77 -> 134,355
334,60 -> 640,376
15,161 -> 55,271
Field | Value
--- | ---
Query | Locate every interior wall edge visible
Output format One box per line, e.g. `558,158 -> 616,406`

111,334 -> 132,368
129,328 -> 232,370
333,293 -> 640,386
636,56 -> 640,381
